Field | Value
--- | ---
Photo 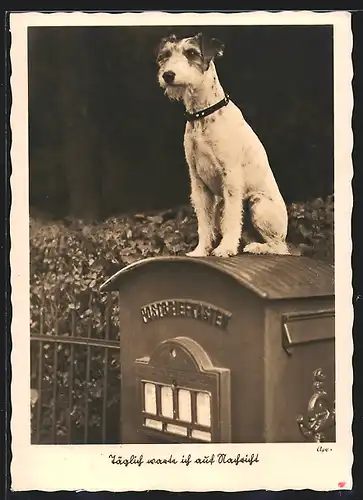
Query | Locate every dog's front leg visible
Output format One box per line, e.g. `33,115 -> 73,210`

212,182 -> 243,257
187,175 -> 216,257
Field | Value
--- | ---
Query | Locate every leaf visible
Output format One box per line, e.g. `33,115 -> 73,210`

147,215 -> 163,224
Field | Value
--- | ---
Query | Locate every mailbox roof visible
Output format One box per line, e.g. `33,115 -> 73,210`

100,255 -> 334,299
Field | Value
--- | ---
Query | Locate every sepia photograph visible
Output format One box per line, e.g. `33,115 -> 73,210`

10,11 -> 353,492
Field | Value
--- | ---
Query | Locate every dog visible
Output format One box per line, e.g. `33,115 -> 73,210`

156,32 -> 289,258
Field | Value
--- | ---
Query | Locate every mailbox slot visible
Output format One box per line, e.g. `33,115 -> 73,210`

282,309 -> 334,355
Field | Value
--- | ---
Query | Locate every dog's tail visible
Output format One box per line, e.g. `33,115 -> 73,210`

271,241 -> 291,255
287,242 -> 325,257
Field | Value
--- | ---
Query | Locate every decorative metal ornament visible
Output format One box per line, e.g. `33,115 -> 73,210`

297,368 -> 335,442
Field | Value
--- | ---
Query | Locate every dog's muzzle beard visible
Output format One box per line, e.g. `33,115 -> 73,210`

159,66 -> 201,101
163,83 -> 188,101
158,70 -> 187,101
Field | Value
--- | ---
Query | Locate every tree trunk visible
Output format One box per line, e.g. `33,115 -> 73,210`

56,28 -> 101,220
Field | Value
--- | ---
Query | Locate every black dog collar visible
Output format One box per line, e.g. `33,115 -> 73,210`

185,94 -> 230,122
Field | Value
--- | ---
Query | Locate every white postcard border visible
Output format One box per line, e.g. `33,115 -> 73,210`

10,10 -> 353,492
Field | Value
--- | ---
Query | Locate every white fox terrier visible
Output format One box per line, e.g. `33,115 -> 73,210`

157,32 -> 289,257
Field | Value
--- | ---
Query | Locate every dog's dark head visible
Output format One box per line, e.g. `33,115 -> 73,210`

156,33 -> 225,99
156,32 -> 224,69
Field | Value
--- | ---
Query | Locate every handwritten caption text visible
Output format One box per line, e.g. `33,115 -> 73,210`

108,453 -> 259,467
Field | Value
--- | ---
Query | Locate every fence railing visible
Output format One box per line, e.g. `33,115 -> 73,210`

30,289 -> 121,444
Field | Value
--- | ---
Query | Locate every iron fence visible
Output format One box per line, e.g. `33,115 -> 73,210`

30,289 -> 121,444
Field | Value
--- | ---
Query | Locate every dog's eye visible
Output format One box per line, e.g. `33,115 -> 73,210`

157,50 -> 171,63
184,48 -> 199,58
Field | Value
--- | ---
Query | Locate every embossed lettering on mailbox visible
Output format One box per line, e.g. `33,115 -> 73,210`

140,299 -> 232,329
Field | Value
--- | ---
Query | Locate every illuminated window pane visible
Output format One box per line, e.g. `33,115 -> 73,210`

192,429 -> 211,442
144,383 -> 157,415
161,386 -> 174,418
178,389 -> 192,422
167,424 -> 187,436
144,418 -> 162,430
196,392 -> 211,427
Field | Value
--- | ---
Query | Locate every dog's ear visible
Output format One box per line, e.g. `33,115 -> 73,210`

194,32 -> 225,67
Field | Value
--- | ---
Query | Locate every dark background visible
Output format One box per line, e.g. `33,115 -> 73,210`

28,25 -> 333,220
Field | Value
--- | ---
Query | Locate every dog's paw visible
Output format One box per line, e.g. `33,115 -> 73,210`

212,244 -> 238,258
243,242 -> 266,255
243,242 -> 289,255
186,246 -> 210,257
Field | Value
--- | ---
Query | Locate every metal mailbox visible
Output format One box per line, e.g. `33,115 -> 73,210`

100,254 -> 335,444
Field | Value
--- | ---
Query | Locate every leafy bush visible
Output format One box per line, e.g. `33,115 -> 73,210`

30,196 -> 334,299
30,196 -> 334,443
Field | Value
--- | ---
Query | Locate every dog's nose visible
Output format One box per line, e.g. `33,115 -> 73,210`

162,71 -> 176,84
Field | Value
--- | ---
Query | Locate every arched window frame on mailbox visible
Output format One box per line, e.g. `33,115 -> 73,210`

135,336 -> 231,443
